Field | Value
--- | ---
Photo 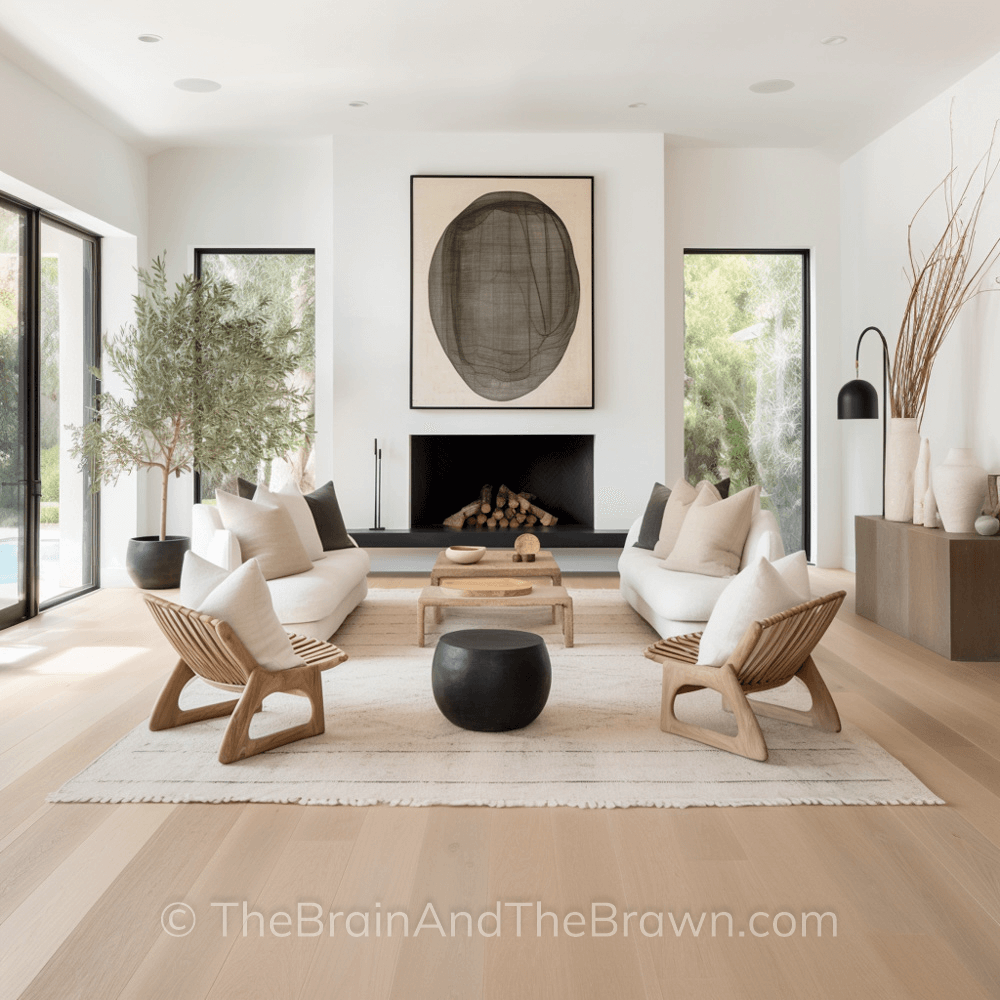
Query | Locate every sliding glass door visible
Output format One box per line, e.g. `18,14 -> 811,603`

0,194 -> 99,630
0,199 -> 30,627
39,219 -> 99,605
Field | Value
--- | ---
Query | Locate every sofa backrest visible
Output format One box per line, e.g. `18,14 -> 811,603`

739,507 -> 785,570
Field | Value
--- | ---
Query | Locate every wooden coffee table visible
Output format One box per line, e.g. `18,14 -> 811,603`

430,548 -> 562,587
429,549 -> 563,626
417,583 -> 574,648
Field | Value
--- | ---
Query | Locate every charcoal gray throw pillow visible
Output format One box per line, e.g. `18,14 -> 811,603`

634,483 -> 672,549
303,481 -> 353,551
237,477 -> 257,499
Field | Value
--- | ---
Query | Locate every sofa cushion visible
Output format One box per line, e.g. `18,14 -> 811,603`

255,481 -> 325,562
196,559 -> 305,671
652,479 -> 721,559
303,481 -> 353,551
771,550 -> 812,602
216,490 -> 313,580
237,476 -> 258,499
634,483 -> 671,550
179,551 -> 230,608
663,484 -> 760,578
267,546 -> 372,624
618,545 -> 732,622
740,507 -> 785,569
697,556 -> 807,667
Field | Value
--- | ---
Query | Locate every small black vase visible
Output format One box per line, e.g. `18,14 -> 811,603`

125,536 -> 191,590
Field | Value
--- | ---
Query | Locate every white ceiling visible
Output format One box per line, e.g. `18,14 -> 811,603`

2,0 -> 1000,157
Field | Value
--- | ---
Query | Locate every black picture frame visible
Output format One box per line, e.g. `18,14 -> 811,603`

410,175 -> 595,410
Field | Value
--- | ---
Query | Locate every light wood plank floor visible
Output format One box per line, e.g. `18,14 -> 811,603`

1,568 -> 999,999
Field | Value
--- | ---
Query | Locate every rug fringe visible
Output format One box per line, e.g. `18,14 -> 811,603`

46,791 -> 945,808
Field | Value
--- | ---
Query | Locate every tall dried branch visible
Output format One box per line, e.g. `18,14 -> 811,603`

892,111 -> 1000,426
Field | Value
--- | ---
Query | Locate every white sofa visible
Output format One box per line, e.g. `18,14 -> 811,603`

618,506 -> 785,639
191,503 -> 370,640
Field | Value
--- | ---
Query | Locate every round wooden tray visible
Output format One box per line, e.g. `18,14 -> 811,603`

439,577 -> 534,598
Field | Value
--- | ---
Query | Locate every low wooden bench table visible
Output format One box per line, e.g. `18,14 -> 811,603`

417,583 -> 574,648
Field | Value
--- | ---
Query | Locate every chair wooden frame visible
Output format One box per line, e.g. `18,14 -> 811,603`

144,594 -> 348,764
644,591 -> 846,761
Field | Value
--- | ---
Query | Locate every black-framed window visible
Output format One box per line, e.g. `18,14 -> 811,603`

192,249 -> 316,503
682,250 -> 810,558
0,191 -> 100,629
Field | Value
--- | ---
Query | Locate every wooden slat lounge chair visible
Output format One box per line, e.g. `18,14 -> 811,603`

144,594 -> 348,764
644,591 -> 846,761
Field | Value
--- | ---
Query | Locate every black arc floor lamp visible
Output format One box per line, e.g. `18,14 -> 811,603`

837,325 -> 891,517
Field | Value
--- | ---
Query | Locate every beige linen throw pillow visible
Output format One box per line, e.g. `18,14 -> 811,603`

254,481 -> 325,562
216,490 -> 313,581
652,478 -> 722,559
663,484 -> 760,578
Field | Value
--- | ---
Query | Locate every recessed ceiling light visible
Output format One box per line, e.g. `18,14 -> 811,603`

749,79 -> 795,94
138,33 -> 162,43
628,102 -> 647,108
348,101 -> 368,107
173,78 -> 222,92
821,35 -> 848,45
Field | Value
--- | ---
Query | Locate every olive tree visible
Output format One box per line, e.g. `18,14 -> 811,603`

72,257 -> 308,541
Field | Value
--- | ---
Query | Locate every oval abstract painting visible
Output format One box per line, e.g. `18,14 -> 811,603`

428,191 -> 580,401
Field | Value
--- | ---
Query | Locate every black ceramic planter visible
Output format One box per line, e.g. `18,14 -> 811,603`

125,535 -> 191,590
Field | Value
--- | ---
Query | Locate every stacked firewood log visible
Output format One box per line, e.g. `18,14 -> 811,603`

443,483 -> 558,529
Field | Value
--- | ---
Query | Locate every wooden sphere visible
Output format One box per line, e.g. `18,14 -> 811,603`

514,532 -> 541,557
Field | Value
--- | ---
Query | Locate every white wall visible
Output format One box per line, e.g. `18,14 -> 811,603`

0,51 -> 146,588
147,142 -> 334,538
331,133 -> 666,571
663,147 -> 843,567
840,50 -> 1000,569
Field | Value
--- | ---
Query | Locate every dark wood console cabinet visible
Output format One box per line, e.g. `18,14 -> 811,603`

855,515 -> 1000,661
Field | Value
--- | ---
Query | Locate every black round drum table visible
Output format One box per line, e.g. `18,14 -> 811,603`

431,629 -> 551,732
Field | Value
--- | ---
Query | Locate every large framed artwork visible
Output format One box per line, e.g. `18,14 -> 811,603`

411,175 -> 594,409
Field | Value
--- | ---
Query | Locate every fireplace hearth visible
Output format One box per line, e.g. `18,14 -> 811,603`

410,434 -> 593,530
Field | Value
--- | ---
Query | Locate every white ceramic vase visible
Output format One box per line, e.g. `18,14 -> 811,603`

912,437 -> 930,524
884,418 -> 921,521
923,484 -> 939,528
933,448 -> 987,533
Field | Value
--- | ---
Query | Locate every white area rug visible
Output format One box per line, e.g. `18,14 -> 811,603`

50,589 -> 943,808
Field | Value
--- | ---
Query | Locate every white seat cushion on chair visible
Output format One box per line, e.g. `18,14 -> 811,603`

663,484 -> 760,578
697,556 -> 808,667
196,559 -> 305,671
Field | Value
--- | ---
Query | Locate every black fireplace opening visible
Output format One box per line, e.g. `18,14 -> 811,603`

410,435 -> 594,530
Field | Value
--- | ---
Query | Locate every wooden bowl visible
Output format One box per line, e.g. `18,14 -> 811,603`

445,545 -> 487,564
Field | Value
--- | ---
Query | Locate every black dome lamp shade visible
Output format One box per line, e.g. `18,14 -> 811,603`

837,377 -> 879,419
837,326 -> 891,517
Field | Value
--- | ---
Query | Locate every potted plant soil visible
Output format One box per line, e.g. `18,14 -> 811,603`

72,257 -> 308,589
